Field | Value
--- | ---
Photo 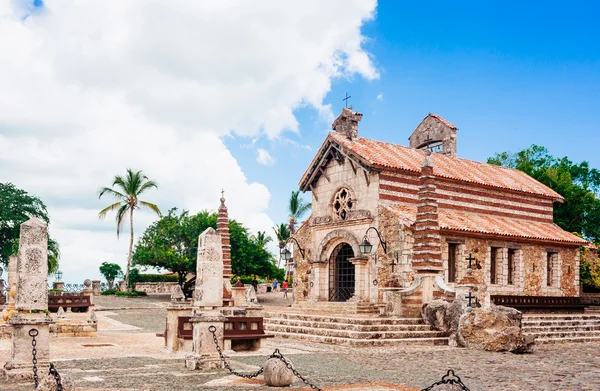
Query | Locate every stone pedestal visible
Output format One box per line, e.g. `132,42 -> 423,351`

117,280 -> 127,292
165,303 -> 192,352
92,280 -> 101,295
52,281 -> 64,291
350,258 -> 369,301
81,288 -> 94,308
231,286 -> 246,307
185,311 -> 226,370
2,314 -> 54,381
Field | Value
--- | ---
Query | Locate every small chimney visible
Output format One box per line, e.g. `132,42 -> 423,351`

332,108 -> 363,139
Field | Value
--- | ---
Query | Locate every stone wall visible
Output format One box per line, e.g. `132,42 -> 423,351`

440,236 -> 580,300
292,221 -> 312,302
134,282 -> 179,294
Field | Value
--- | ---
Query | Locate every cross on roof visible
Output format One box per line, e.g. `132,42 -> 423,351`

423,133 -> 436,152
342,92 -> 351,108
221,189 -> 225,198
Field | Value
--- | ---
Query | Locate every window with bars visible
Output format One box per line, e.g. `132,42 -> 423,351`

448,243 -> 457,283
490,247 -> 501,285
507,249 -> 516,285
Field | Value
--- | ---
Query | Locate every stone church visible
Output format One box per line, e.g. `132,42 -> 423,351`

290,108 -> 588,315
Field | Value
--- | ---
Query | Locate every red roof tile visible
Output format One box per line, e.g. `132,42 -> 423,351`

382,202 -> 587,245
328,132 -> 563,201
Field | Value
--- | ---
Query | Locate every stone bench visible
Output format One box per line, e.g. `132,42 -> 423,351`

48,294 -> 91,313
176,316 -> 273,351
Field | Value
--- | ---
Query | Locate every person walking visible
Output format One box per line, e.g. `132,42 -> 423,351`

273,278 -> 279,292
252,276 -> 259,293
282,280 -> 288,299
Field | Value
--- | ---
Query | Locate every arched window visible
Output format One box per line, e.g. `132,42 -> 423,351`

332,188 -> 354,220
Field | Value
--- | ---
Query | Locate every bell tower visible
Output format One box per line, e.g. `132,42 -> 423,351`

409,114 -> 457,157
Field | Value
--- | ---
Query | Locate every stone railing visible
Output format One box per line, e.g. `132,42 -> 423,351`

134,282 -> 179,294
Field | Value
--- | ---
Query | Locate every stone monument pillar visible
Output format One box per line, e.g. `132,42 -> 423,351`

2,218 -> 54,381
92,280 -> 101,296
186,227 -> 226,370
217,192 -> 233,304
81,279 -> 94,308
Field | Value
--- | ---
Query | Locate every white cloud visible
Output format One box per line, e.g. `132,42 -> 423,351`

0,0 -> 378,282
377,93 -> 383,101
256,149 -> 276,166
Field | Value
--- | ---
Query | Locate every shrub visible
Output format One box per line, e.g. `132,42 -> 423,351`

115,290 -> 148,297
130,273 -> 178,283
101,289 -> 118,296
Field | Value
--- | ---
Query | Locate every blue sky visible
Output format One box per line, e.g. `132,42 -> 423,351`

229,0 -> 600,230
2,1 -> 599,282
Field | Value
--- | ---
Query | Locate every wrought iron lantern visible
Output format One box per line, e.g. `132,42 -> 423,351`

280,247 -> 292,261
359,227 -> 387,255
359,237 -> 373,254
55,270 -> 63,281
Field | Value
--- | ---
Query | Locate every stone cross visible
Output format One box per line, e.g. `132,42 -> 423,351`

465,253 -> 477,269
15,218 -> 48,311
465,291 -> 475,308
193,227 -> 223,308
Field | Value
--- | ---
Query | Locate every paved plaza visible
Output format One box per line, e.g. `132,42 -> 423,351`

1,294 -> 599,391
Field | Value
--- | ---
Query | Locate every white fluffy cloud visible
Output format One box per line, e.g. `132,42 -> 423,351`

256,149 -> 276,166
0,0 -> 378,282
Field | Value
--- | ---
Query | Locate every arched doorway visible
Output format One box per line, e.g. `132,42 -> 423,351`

328,243 -> 355,302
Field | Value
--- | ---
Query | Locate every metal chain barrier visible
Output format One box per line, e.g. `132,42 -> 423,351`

49,362 -> 64,391
208,325 -> 323,390
208,325 -> 264,379
269,349 -> 322,391
29,329 -> 39,388
421,369 -> 471,391
29,328 -> 64,391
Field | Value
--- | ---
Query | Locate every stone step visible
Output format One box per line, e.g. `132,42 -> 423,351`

264,323 -> 446,340
522,319 -> 600,327
523,325 -> 600,333
264,317 -> 433,332
584,306 -> 600,313
533,336 -> 600,344
263,312 -> 422,325
523,314 -> 600,322
525,330 -> 600,339
270,331 -> 449,347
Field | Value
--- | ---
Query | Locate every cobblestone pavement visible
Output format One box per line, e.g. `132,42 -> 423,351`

3,340 -> 599,390
2,296 -> 599,390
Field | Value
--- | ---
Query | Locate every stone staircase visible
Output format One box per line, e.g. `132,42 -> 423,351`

523,314 -> 600,344
263,311 -> 448,347
291,301 -> 379,314
584,306 -> 600,314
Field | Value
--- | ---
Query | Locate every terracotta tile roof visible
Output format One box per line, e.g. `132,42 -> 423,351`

328,132 -> 563,201
382,202 -> 588,245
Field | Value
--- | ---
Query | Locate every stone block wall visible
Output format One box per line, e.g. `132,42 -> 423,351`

441,236 -> 580,299
134,282 -> 179,294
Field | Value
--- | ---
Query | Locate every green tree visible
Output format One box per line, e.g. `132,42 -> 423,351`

0,183 -> 60,273
488,145 -> 600,243
98,169 -> 161,288
99,262 -> 123,290
288,190 -> 311,233
132,209 -> 279,281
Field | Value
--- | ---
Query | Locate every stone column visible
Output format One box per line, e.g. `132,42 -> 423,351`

185,310 -> 226,370
350,258 -> 369,301
81,279 -> 94,308
217,193 -> 233,303
311,263 -> 327,301
193,228 -> 224,309
231,279 -> 246,307
2,218 -> 55,382
92,280 -> 101,295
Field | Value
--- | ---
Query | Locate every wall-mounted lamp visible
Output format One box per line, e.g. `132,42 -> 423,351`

359,227 -> 387,255
280,237 -> 305,261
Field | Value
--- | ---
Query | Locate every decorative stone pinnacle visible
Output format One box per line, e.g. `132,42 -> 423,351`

422,152 -> 434,168
220,189 -> 226,206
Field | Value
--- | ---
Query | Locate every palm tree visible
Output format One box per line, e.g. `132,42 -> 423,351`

273,223 -> 290,268
288,190 -> 311,233
98,169 -> 161,288
255,231 -> 272,249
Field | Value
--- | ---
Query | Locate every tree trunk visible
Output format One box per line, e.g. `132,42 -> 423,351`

125,207 -> 134,290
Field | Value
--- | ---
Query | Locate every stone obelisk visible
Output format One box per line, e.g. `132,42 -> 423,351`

2,218 -> 54,381
218,191 -> 233,304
